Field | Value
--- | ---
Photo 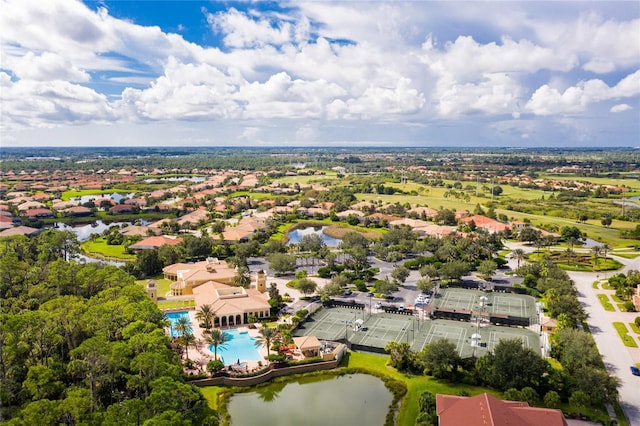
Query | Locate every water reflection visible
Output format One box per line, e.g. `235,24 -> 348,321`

227,374 -> 392,426
286,226 -> 341,248
52,221 -> 131,242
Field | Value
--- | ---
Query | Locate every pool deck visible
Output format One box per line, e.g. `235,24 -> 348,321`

182,277 -> 331,375
185,313 -> 284,374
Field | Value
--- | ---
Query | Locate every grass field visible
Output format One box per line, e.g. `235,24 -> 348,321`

136,275 -> 172,298
81,237 -> 136,260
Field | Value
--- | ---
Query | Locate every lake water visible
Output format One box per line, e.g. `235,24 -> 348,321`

143,176 -> 206,183
286,226 -> 341,248
52,220 -> 144,242
227,374 -> 392,426
71,192 -> 136,204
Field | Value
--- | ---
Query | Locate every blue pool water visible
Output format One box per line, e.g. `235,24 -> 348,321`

165,311 -> 191,337
210,329 -> 263,363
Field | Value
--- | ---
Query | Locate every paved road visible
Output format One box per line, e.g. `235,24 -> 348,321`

567,262 -> 640,426
505,242 -> 640,424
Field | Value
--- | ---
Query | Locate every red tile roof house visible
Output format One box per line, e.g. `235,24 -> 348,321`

23,208 -> 54,218
436,393 -> 568,426
462,215 -> 511,233
129,235 -> 183,251
109,204 -> 134,214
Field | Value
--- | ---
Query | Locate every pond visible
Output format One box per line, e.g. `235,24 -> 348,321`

71,192 -> 136,204
143,176 -> 206,183
227,374 -> 392,426
52,220 -> 148,242
286,226 -> 341,248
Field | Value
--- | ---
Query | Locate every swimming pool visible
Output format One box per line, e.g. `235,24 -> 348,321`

210,329 -> 263,364
165,311 -> 191,337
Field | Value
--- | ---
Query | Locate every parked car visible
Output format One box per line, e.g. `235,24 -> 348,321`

343,289 -> 352,296
631,366 -> 640,376
374,302 -> 382,309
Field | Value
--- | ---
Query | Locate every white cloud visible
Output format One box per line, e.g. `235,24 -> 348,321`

526,70 -> 640,115
436,73 -> 523,117
206,7 -> 294,48
239,126 -> 260,141
1,0 -> 639,146
1,77 -> 115,131
583,58 -> 616,74
8,51 -> 90,82
610,104 -> 632,113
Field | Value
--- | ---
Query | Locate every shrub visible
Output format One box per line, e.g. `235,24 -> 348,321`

317,266 -> 332,278
635,316 -> 640,327
623,301 -> 635,312
354,279 -> 368,292
207,359 -> 225,374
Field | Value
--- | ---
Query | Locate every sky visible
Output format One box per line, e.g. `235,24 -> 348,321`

1,0 -> 639,148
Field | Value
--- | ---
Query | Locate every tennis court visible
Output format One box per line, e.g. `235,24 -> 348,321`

294,307 -> 367,341
435,288 -> 537,320
294,306 -> 540,358
412,320 -> 540,358
434,288 -> 476,311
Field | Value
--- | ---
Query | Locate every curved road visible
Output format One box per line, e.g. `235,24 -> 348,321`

505,243 -> 640,424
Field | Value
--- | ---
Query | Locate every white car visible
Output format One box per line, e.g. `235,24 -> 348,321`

374,302 -> 383,309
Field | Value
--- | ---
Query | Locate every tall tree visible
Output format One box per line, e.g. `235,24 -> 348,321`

255,326 -> 276,358
417,339 -> 460,380
195,304 -> 216,333
511,248 -> 525,269
205,329 -> 230,361
173,316 -> 195,361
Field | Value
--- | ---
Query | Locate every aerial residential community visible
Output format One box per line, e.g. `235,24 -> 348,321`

2,0 -> 640,425
1,147 -> 640,425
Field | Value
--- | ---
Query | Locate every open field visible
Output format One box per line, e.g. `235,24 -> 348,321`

81,237 -> 136,260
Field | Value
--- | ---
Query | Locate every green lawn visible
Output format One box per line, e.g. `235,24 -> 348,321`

81,237 -> 136,261
597,294 -> 615,311
613,322 -> 638,348
136,275 -> 172,298
527,251 -> 622,272
629,322 -> 640,334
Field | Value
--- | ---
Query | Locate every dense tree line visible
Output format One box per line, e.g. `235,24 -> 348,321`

0,232 -> 216,425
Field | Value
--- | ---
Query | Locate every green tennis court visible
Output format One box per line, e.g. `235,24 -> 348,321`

294,306 -> 540,358
435,288 -> 537,320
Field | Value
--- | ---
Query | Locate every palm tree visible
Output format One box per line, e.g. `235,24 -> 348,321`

233,265 -> 251,288
195,304 -> 216,333
174,316 -> 195,361
591,245 -> 603,270
255,326 -> 276,358
512,248 -> 525,269
205,329 -> 231,361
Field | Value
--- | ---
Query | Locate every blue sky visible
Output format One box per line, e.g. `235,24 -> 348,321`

1,1 -> 639,147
